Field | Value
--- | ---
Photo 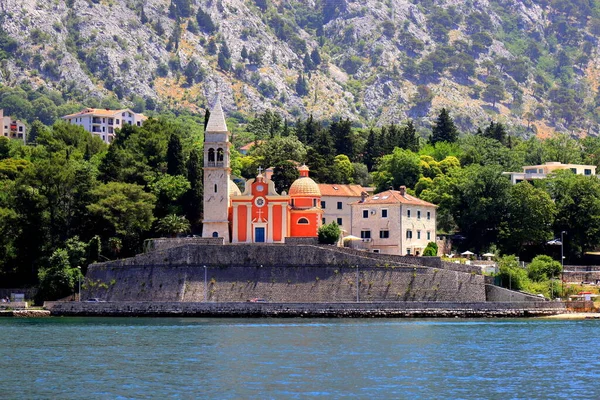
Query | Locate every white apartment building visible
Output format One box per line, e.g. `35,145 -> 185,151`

318,184 -> 365,236
62,108 -> 147,144
503,162 -> 597,184
0,109 -> 26,143
350,186 -> 437,256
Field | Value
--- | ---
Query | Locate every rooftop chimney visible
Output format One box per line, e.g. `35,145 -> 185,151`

360,191 -> 368,203
399,186 -> 406,196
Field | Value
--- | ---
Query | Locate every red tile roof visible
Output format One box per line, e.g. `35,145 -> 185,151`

353,190 -> 436,207
317,184 -> 365,197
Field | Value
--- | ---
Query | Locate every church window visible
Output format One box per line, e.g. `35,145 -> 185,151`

208,148 -> 215,165
214,184 -> 217,193
313,199 -> 317,207
297,217 -> 309,224
212,232 -> 218,238
217,148 -> 224,165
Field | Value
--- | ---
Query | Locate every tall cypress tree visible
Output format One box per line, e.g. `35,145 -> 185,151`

403,120 -> 420,152
429,108 -> 459,144
184,149 -> 203,233
204,108 -> 211,132
363,128 -> 380,171
167,134 -> 186,176
331,119 -> 356,160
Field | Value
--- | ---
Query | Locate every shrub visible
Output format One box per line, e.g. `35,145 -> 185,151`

318,222 -> 341,244
423,242 -> 438,256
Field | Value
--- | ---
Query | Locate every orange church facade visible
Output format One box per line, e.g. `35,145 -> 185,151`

230,166 -> 323,243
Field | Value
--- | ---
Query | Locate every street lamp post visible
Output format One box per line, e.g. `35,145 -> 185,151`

561,231 -> 566,297
356,266 -> 359,303
203,265 -> 207,302
77,266 -> 81,302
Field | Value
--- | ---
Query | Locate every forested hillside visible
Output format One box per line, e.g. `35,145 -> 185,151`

1,0 -> 600,136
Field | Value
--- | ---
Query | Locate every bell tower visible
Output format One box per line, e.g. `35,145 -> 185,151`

202,96 -> 231,241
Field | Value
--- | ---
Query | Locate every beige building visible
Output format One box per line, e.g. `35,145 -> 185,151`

317,184 -> 364,236
504,162 -> 596,184
62,108 -> 147,144
0,109 -> 26,143
350,187 -> 437,256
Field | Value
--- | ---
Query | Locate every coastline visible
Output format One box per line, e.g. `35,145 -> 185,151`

42,301 -> 566,318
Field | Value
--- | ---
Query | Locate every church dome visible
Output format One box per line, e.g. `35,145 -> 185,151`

229,180 -> 242,196
289,177 -> 321,197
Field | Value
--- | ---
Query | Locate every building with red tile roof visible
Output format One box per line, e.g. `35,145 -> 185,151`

62,108 -> 147,144
350,186 -> 437,255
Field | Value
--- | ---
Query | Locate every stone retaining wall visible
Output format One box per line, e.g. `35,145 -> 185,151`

84,264 -> 486,303
48,301 -> 567,318
485,285 -> 544,302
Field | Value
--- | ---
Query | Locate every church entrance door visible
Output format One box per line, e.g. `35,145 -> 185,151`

255,227 -> 265,242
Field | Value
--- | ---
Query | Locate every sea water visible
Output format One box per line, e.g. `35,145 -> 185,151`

1,317 -> 599,399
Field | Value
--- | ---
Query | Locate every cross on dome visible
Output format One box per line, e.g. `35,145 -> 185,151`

257,166 -> 264,175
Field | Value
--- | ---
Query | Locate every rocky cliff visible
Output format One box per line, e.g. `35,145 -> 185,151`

1,0 -> 599,135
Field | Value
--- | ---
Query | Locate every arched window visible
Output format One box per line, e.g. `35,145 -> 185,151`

212,232 -> 219,238
297,217 -> 309,224
208,148 -> 215,166
214,184 -> 218,193
217,148 -> 224,162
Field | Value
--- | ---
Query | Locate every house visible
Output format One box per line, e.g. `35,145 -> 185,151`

239,140 -> 264,155
0,109 -> 26,143
62,108 -> 147,144
317,184 -> 365,236
503,162 -> 597,184
202,97 -> 322,243
350,186 -> 437,255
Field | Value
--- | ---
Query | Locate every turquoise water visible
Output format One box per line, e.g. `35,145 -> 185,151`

1,318 -> 599,399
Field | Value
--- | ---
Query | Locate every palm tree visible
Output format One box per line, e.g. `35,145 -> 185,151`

156,215 -> 191,237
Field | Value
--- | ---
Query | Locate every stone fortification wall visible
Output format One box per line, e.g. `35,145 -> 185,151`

485,285 -> 544,302
84,264 -> 485,303
83,244 -> 487,302
48,301 -> 566,318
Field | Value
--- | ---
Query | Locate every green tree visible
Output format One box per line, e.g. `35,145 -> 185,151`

330,119 -> 357,160
332,154 -> 354,184
218,42 -> 232,71
422,242 -> 438,256
482,75 -> 505,107
250,136 -> 306,167
156,214 -> 190,237
183,148 -> 203,234
498,182 -> 556,255
87,182 -> 156,255
450,165 -> 510,251
496,255 -> 528,291
373,148 -> 421,192
429,108 -> 459,144
544,172 -> 600,257
363,128 -> 381,171
272,160 -> 299,194
318,221 -> 340,244
196,7 -> 216,33
527,255 -> 562,282
167,134 -> 186,176
36,249 -> 80,301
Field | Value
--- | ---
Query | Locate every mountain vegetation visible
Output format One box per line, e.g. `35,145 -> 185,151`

2,0 -> 600,137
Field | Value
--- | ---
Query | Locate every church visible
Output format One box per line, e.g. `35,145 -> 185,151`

201,97 -> 323,243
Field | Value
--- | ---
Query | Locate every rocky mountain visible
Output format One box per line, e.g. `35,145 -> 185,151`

1,0 -> 599,136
